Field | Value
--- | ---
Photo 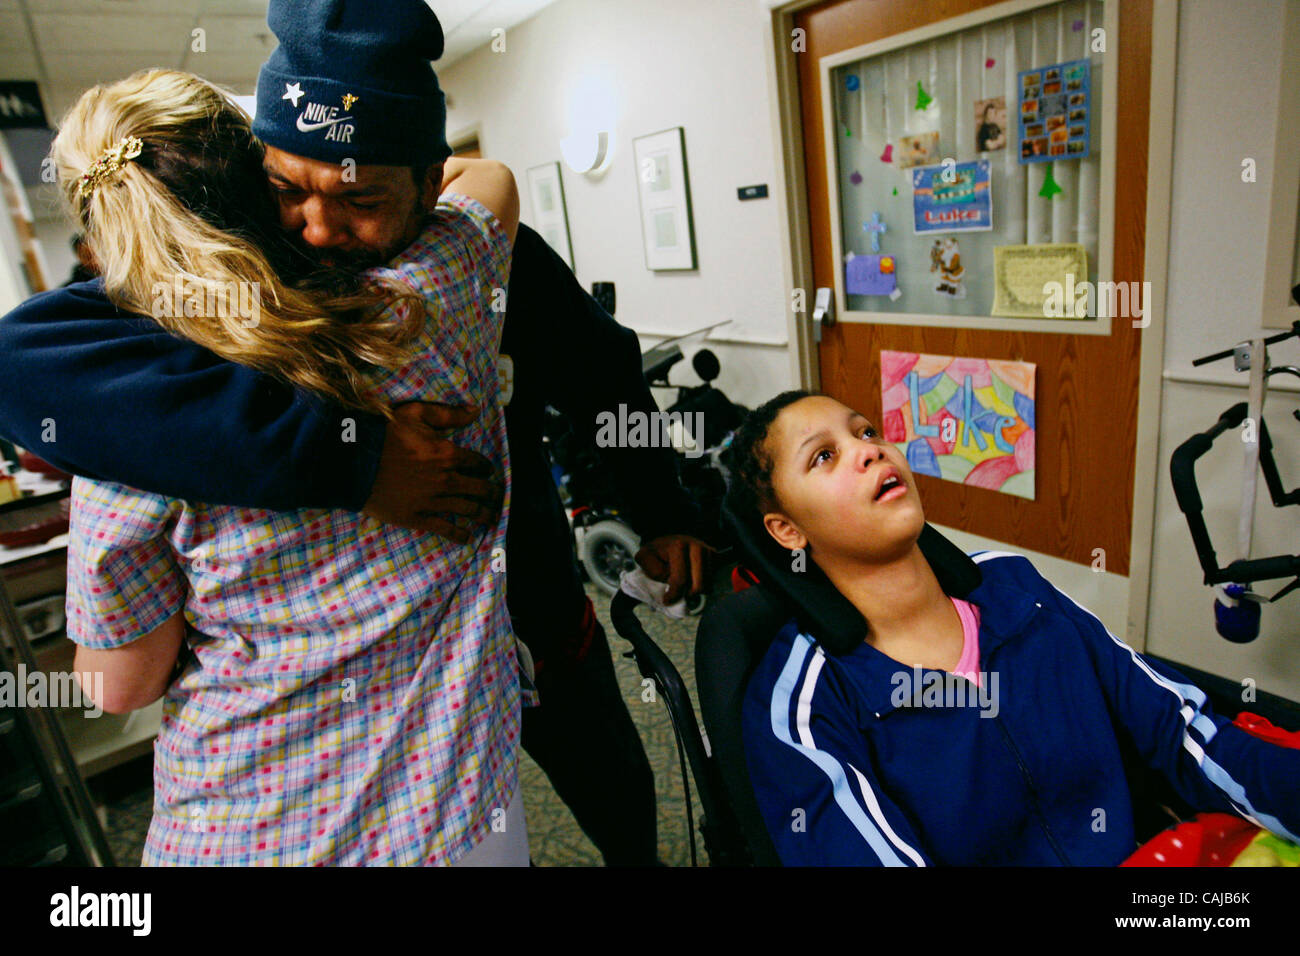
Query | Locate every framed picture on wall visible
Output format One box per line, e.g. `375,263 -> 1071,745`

632,127 -> 698,271
525,162 -> 575,270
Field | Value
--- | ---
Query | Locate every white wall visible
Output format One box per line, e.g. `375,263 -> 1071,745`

0,133 -> 34,313
438,0 -> 1300,699
1144,0 -> 1300,698
33,212 -> 76,286
29,179 -> 76,287
438,0 -> 795,408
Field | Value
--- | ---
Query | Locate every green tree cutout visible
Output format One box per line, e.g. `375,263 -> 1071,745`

1039,162 -> 1064,199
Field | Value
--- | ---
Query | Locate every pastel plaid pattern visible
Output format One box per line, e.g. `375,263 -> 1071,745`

66,195 -> 518,865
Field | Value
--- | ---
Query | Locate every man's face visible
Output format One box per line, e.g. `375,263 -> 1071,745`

263,145 -> 440,269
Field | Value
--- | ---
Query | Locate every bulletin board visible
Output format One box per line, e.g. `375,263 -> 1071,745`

820,0 -> 1118,335
797,0 -> 1152,574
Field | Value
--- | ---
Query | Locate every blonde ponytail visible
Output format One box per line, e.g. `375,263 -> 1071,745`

53,69 -> 425,419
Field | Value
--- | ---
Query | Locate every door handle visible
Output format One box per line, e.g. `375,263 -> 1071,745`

812,287 -> 835,342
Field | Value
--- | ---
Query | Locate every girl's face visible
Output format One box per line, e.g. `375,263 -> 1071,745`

763,395 -> 925,565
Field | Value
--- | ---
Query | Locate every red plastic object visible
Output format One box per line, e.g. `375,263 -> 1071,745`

1122,713 -> 1299,866
1122,813 -> 1260,867
1233,712 -> 1300,749
731,565 -> 760,592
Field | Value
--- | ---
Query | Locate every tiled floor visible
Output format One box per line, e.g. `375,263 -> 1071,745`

95,583 -> 708,867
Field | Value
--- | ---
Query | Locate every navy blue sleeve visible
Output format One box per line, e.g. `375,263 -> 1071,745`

0,281 -> 384,511
1029,560 -> 1300,843
742,624 -> 933,866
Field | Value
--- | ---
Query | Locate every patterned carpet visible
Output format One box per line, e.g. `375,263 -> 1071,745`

520,584 -> 708,867
93,583 -> 708,867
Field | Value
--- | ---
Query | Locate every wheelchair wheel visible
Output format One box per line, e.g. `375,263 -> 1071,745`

578,519 -> 640,595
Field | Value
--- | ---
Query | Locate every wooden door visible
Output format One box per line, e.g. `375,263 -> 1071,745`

795,0 -> 1151,574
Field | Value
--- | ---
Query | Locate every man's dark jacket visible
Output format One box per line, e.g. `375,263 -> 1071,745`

0,224 -> 703,657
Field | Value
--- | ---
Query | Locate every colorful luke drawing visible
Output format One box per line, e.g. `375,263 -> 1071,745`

912,159 -> 992,233
880,350 -> 1036,500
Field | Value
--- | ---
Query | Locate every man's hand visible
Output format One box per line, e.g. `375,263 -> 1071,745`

362,402 -> 502,542
635,534 -> 713,604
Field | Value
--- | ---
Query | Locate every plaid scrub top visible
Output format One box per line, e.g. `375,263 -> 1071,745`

65,194 -> 518,866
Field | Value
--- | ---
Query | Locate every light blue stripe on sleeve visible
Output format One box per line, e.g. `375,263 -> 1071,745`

1160,680 -> 1300,843
768,635 -> 909,866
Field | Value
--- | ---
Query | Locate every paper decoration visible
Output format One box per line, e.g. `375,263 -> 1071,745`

1072,19 -> 1085,30
930,238 -> 967,298
846,253 -> 898,296
990,243 -> 1089,318
881,350 -> 1036,500
1038,162 -> 1064,199
912,160 -> 992,233
897,131 -> 939,169
915,81 -> 933,111
985,57 -> 996,68
975,97 -> 1007,151
864,212 -> 888,252
1019,59 -> 1091,163
892,187 -> 898,196
846,74 -> 860,92
880,143 -> 894,163
849,170 -> 863,185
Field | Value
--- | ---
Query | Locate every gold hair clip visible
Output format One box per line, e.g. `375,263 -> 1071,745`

77,136 -> 144,198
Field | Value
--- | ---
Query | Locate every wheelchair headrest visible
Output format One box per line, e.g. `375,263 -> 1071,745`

719,492 -> 982,656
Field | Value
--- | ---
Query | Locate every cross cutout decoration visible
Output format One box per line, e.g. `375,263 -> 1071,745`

863,212 -> 888,253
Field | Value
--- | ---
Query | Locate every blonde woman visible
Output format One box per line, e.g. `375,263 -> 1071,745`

53,68 -> 524,865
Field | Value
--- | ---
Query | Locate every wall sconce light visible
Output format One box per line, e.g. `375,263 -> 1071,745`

561,130 -> 609,174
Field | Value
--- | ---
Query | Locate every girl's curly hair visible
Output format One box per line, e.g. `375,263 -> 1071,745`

723,389 -> 813,524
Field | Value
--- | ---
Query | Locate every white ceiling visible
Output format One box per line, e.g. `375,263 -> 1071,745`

0,0 -> 559,122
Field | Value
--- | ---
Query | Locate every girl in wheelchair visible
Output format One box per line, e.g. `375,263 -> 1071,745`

729,390 -> 1300,866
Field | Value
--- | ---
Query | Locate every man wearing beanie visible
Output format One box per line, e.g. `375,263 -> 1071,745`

253,0 -> 454,172
0,0 -> 710,865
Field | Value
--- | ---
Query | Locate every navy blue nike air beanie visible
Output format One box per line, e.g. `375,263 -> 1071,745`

252,0 -> 453,167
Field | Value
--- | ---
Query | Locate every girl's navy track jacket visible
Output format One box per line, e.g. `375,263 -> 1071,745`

743,550 -> 1300,866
